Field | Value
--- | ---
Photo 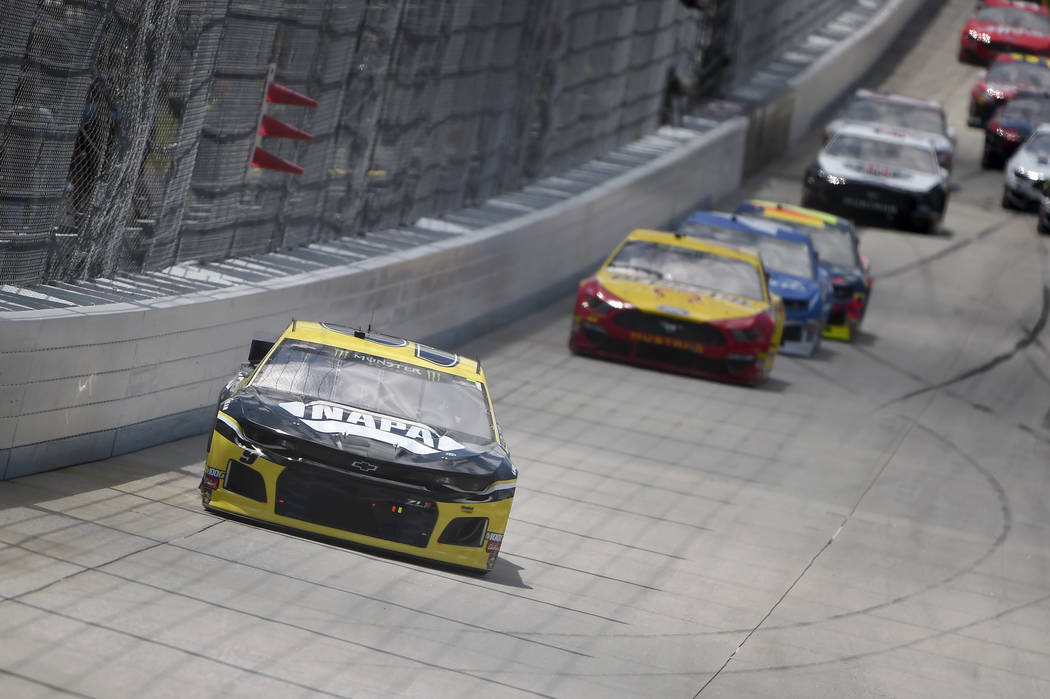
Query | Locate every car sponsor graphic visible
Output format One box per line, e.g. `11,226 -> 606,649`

201,466 -> 224,490
486,531 -> 503,554
279,400 -> 465,455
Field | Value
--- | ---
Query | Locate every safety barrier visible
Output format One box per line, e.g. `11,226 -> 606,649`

0,0 -> 937,479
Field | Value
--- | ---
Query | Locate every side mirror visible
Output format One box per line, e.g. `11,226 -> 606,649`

248,337 -> 276,364
946,126 -> 957,144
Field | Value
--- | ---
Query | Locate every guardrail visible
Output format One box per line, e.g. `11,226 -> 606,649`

0,0 -> 935,479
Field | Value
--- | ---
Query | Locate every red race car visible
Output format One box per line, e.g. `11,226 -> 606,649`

968,52 -> 1050,126
959,0 -> 1050,66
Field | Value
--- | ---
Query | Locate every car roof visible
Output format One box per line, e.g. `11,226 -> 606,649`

277,320 -> 484,380
620,228 -> 764,266
853,88 -> 942,112
742,199 -> 856,233
979,0 -> 1050,16
735,201 -> 829,230
993,52 -> 1050,67
1008,88 -> 1050,100
828,122 -> 938,150
681,211 -> 814,248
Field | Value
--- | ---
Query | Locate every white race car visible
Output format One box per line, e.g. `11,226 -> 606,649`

803,123 -> 950,234
1003,123 -> 1050,210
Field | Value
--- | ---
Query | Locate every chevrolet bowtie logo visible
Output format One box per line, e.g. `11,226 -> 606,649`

351,460 -> 378,472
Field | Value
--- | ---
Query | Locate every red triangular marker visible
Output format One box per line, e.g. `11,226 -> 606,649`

266,82 -> 318,108
251,147 -> 304,174
259,114 -> 313,140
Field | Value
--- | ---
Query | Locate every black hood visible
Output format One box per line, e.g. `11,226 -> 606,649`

222,386 -> 513,482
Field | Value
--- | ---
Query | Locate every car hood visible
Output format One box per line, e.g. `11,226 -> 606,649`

827,119 -> 951,153
818,153 -> 943,191
596,269 -> 767,321
818,261 -> 866,285
767,273 -> 819,302
221,386 -> 511,478
1007,147 -> 1050,176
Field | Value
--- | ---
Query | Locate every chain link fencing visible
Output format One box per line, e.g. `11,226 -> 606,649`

0,0 -> 852,286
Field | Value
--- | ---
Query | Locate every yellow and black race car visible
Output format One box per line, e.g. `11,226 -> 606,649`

199,321 -> 515,573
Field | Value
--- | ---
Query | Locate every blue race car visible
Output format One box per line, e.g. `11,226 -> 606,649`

678,211 -> 829,356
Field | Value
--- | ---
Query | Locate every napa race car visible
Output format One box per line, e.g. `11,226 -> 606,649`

733,200 -> 873,342
981,89 -> 1050,167
825,89 -> 955,170
959,0 -> 1050,66
678,211 -> 828,356
568,229 -> 785,386
802,123 -> 949,233
968,52 -> 1050,127
199,321 -> 515,573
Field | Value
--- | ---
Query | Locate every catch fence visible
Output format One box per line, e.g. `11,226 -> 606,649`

0,0 -> 850,286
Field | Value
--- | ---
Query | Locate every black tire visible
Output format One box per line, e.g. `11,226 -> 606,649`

981,146 -> 999,170
1002,186 -> 1014,210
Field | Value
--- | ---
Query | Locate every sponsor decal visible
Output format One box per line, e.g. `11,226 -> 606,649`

278,400 -> 464,455
843,196 -> 897,214
486,531 -> 503,554
628,331 -> 700,351
201,466 -> 224,490
486,552 -> 499,570
460,505 -> 475,513
201,488 -> 212,505
351,460 -> 378,473
657,305 -> 689,317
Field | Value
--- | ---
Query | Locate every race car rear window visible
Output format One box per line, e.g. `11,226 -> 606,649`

825,134 -> 939,174
842,98 -> 944,135
249,340 -> 496,444
988,60 -> 1050,88
607,239 -> 765,300
975,7 -> 1050,32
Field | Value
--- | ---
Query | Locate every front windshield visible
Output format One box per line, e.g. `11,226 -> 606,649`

678,224 -> 814,279
809,229 -> 859,269
825,134 -> 939,174
607,239 -> 766,300
975,7 -> 1050,32
251,340 -> 495,444
1002,95 -> 1050,122
843,97 -> 944,134
988,60 -> 1050,88
1024,131 -> 1050,157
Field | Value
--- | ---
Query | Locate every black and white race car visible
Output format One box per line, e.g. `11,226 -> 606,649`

802,123 -> 950,234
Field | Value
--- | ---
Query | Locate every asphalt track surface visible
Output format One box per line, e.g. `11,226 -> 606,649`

3,2 -> 1049,697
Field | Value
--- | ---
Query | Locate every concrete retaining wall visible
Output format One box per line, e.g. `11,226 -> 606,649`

0,0 -> 935,479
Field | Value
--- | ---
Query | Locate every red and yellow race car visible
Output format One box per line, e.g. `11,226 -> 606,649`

569,229 -> 784,386
200,321 -> 516,573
